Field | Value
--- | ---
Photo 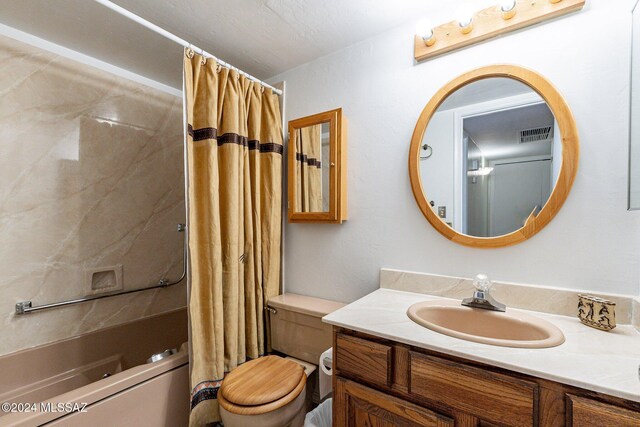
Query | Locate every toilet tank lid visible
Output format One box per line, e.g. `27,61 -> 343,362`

267,293 -> 345,318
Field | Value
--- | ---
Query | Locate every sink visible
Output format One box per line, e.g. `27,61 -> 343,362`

407,299 -> 565,348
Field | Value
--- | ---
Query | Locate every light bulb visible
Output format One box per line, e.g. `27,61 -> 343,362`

549,0 -> 563,3
499,0 -> 517,19
467,167 -> 494,177
416,19 -> 436,47
456,5 -> 474,34
423,30 -> 436,47
500,0 -> 516,11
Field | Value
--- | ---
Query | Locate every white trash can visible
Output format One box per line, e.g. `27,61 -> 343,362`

304,398 -> 332,427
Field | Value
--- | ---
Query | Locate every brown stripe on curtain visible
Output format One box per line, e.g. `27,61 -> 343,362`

184,49 -> 283,426
296,152 -> 322,168
188,125 -> 283,154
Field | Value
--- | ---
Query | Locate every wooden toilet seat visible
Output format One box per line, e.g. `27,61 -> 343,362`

218,355 -> 307,415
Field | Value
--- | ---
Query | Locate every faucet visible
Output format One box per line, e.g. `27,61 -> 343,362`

462,274 -> 506,312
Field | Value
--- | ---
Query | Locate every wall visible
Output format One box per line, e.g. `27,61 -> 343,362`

270,0 -> 640,303
631,0 -> 640,208
420,110 -> 454,225
0,33 -> 186,356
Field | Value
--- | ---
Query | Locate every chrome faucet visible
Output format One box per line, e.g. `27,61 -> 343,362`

462,274 -> 506,312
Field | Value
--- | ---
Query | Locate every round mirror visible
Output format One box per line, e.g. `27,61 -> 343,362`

409,65 -> 579,248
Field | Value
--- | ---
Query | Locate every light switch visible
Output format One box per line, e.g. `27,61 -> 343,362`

438,206 -> 446,218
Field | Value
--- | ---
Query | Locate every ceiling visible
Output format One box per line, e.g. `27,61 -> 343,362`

0,0 -> 474,90
464,103 -> 555,160
439,78 -> 536,111
436,77 -> 554,160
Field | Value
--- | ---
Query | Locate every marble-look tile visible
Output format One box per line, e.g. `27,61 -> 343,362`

324,289 -> 640,403
0,35 -> 185,356
380,268 -> 634,324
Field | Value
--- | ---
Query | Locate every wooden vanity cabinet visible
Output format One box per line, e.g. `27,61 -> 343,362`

332,328 -> 640,427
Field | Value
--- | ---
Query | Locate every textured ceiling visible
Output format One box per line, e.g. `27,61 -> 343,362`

0,0 -> 473,89
465,103 -> 554,160
437,78 -> 552,159
439,78 -> 536,111
108,0 -> 469,78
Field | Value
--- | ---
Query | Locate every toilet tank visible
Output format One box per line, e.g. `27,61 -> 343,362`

268,293 -> 345,365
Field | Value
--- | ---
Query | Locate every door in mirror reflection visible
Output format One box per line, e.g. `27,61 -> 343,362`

421,78 -> 561,238
294,122 -> 330,212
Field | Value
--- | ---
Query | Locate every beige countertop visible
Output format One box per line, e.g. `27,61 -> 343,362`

323,288 -> 640,403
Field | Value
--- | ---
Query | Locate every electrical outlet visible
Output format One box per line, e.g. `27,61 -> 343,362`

438,206 -> 446,218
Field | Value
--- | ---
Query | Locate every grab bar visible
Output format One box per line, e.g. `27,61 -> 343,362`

15,223 -> 187,315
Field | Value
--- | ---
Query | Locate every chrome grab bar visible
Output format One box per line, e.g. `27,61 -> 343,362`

15,223 -> 187,315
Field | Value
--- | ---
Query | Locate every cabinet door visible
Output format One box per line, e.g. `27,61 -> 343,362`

334,377 -> 453,427
567,395 -> 640,427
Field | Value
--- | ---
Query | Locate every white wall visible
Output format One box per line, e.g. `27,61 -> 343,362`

270,0 -> 640,303
630,0 -> 640,208
420,110 -> 454,224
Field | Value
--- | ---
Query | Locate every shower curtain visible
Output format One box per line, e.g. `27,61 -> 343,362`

183,49 -> 283,426
295,124 -> 323,212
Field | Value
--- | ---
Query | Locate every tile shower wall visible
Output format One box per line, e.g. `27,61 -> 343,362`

0,34 -> 185,356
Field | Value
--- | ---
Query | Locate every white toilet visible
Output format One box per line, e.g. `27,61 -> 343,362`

217,293 -> 344,427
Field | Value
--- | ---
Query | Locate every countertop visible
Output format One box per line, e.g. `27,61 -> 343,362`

323,288 -> 640,403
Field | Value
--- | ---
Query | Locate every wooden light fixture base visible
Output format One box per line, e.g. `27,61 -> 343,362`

414,0 -> 585,63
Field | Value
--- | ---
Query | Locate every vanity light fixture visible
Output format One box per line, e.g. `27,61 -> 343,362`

413,0 -> 584,62
500,0 -> 517,20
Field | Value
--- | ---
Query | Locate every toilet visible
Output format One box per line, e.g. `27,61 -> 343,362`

218,293 -> 344,427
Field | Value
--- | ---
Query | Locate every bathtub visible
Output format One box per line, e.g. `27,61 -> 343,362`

0,308 -> 189,426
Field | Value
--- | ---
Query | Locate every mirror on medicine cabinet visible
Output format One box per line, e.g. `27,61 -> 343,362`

630,1 -> 640,209
409,65 -> 579,248
288,108 -> 347,223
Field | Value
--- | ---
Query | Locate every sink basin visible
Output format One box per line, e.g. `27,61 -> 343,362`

407,300 -> 565,348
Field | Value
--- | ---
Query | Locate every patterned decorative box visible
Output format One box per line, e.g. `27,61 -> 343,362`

577,295 -> 616,331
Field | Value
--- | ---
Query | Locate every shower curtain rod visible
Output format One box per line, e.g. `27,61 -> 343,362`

92,0 -> 283,96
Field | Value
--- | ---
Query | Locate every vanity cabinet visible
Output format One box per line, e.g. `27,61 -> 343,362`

332,328 -> 640,427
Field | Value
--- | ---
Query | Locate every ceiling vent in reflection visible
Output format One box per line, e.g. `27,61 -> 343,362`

519,126 -> 552,143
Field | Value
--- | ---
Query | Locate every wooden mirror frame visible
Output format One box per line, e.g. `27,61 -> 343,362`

409,65 -> 579,248
288,108 -> 347,223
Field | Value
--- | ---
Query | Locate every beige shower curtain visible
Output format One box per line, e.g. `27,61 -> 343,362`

295,124 -> 323,212
183,49 -> 283,426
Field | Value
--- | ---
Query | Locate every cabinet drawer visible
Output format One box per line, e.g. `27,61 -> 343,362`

335,333 -> 392,386
567,395 -> 640,427
410,352 -> 537,427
